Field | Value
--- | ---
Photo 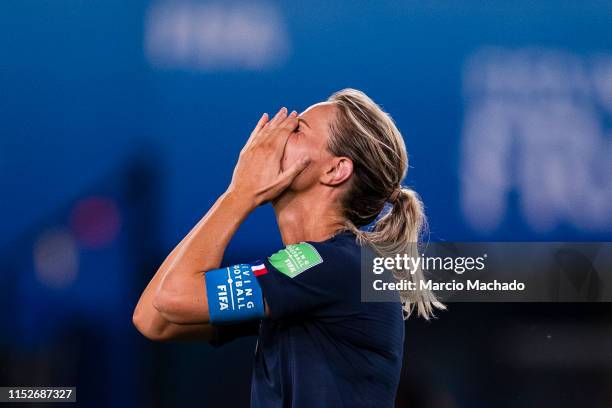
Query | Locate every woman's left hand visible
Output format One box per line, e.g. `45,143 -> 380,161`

227,107 -> 311,208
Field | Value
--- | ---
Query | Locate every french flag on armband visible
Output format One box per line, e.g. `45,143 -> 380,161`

251,263 -> 268,277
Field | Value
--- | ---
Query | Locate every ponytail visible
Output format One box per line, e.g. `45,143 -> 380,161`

327,88 -> 445,319
346,187 -> 445,319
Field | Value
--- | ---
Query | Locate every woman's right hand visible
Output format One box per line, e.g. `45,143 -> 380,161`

227,107 -> 311,208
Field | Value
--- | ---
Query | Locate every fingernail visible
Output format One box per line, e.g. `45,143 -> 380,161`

290,110 -> 297,116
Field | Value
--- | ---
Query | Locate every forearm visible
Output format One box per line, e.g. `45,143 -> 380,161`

133,189 -> 253,335
153,189 -> 254,324
165,190 -> 253,273
134,107 -> 300,334
133,205 -> 216,339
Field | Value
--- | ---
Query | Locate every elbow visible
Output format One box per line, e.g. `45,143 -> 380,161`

152,290 -> 173,316
132,305 -> 169,342
153,287 -> 210,325
131,310 -> 152,340
152,289 -> 187,324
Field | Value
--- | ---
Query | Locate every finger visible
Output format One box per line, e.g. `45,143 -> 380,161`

268,106 -> 288,128
262,111 -> 298,149
254,112 -> 269,133
277,156 -> 311,186
270,110 -> 297,134
262,114 -> 297,159
256,156 -> 311,204
280,110 -> 298,129
249,113 -> 269,137
270,111 -> 297,136
274,111 -> 299,145
244,113 -> 269,150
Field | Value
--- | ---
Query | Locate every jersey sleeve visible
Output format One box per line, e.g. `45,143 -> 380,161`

254,241 -> 355,320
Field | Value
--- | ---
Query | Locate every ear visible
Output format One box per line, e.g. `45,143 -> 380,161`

321,157 -> 353,186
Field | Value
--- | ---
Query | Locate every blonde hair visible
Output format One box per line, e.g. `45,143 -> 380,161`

327,88 -> 445,319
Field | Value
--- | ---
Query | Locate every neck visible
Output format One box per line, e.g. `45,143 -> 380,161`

273,189 -> 346,245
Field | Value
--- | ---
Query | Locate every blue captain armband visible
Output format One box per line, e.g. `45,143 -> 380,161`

205,263 -> 266,325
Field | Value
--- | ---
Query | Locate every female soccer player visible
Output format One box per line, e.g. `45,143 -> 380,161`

133,89 -> 444,407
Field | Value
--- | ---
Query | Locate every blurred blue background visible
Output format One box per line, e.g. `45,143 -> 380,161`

1,1 -> 611,407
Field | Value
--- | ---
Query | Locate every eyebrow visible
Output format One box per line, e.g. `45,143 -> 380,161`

297,117 -> 311,129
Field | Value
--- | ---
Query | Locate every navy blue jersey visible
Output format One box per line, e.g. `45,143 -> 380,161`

210,231 -> 404,407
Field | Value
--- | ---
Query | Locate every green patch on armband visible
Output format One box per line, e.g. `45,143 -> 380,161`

268,242 -> 323,278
